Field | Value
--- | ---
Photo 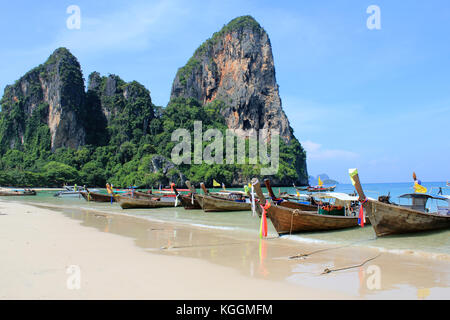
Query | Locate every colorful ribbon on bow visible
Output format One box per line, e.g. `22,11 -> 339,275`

358,198 -> 368,227
259,202 -> 271,238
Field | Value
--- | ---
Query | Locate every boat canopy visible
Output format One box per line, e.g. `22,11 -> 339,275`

313,192 -> 376,202
399,193 -> 446,201
398,193 -> 447,212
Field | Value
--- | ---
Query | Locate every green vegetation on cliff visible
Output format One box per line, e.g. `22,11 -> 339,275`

0,39 -> 307,188
0,92 -> 306,188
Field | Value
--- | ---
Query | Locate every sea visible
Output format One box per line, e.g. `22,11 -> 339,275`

2,181 -> 449,257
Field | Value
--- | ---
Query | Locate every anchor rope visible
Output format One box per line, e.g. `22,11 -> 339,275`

321,253 -> 381,275
289,237 -> 377,260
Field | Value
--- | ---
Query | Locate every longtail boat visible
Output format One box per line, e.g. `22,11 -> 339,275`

193,182 -> 228,210
80,191 -> 119,202
201,194 -> 252,212
307,185 -> 336,192
119,197 -> 175,209
54,186 -> 94,197
294,185 -> 309,191
201,182 -> 256,212
0,189 -> 36,196
185,181 -> 207,209
179,193 -> 201,209
252,178 -> 362,235
264,179 -> 317,212
349,169 -> 450,237
172,181 -> 201,210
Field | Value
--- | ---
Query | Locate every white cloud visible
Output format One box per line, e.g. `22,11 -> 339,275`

50,0 -> 190,54
282,96 -> 365,130
301,140 -> 358,160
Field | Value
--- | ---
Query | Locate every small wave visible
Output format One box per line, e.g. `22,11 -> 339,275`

282,235 -> 339,245
189,223 -> 238,231
368,246 -> 450,261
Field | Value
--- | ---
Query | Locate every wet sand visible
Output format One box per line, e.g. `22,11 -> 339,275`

0,199 -> 449,299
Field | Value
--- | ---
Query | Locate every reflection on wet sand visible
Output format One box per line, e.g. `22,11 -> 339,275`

49,206 -> 450,299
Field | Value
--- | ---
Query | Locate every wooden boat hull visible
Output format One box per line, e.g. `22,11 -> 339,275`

179,194 -> 201,209
278,201 -> 317,211
80,191 -> 118,202
193,194 -> 205,209
130,191 -> 165,200
119,197 -> 174,209
201,195 -> 251,212
54,191 -> 82,197
194,193 -> 229,209
267,205 -> 360,234
0,191 -> 36,196
365,200 -> 450,237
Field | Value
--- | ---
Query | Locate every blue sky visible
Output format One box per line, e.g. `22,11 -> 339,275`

0,0 -> 449,183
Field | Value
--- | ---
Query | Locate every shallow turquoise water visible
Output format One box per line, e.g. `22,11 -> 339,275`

2,182 -> 449,256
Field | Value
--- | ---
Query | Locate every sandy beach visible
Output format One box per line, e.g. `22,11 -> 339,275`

0,199 -> 349,299
0,198 -> 448,300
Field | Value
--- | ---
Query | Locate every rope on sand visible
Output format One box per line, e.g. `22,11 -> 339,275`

288,237 -> 377,260
289,246 -> 346,259
321,253 -> 381,275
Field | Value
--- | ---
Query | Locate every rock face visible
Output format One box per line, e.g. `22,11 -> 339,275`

170,16 -> 308,184
0,48 -> 86,151
171,16 -> 293,143
149,155 -> 186,187
86,72 -> 155,145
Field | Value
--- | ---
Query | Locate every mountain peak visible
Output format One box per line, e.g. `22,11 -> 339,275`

219,15 -> 263,33
44,47 -> 77,65
170,16 -> 308,184
170,15 -> 290,141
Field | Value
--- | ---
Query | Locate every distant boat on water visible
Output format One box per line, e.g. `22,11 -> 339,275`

0,188 -> 36,196
54,185 -> 99,197
306,185 -> 336,192
295,176 -> 336,193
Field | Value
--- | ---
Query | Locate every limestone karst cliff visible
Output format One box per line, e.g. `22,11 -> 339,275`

171,15 -> 308,184
85,72 -> 155,146
0,48 -> 86,152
